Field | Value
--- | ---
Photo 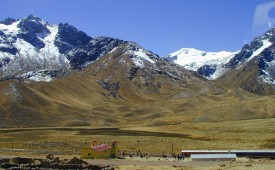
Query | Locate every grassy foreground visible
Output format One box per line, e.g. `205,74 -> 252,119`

0,118 -> 274,158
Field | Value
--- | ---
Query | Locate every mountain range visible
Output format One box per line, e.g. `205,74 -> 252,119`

166,28 -> 275,95
0,15 -> 275,127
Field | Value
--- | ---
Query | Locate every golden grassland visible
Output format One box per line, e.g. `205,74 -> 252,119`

0,118 -> 274,158
113,158 -> 275,170
1,73 -> 275,128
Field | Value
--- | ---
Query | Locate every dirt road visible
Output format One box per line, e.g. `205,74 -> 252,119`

85,157 -> 216,167
85,157 -> 275,170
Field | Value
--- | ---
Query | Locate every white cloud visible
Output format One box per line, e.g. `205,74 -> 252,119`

253,1 -> 275,28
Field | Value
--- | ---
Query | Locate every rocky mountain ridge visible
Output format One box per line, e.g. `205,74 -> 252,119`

0,15 -> 169,82
166,28 -> 275,94
0,15 -> 275,127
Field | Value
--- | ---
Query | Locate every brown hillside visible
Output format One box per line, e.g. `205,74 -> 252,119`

0,44 -> 275,127
219,57 -> 275,95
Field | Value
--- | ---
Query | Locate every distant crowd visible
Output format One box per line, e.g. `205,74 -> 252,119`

118,150 -> 185,160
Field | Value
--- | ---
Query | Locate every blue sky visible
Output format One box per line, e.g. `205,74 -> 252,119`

0,0 -> 274,56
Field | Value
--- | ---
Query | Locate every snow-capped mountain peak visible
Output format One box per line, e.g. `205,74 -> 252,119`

21,15 -> 48,26
0,15 -> 92,81
167,48 -> 235,69
215,27 -> 275,94
165,27 -> 274,84
166,48 -> 238,79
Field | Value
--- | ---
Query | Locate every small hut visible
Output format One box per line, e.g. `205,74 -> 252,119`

82,141 -> 118,159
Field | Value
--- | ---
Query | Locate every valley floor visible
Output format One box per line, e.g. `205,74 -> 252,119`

0,118 -> 274,157
87,157 -> 275,170
0,155 -> 274,170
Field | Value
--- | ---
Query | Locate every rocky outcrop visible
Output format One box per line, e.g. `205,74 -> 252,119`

0,156 -> 114,170
66,37 -> 125,69
54,23 -> 92,54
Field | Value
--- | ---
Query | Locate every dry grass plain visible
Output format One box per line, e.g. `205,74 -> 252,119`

113,158 -> 275,170
88,157 -> 275,170
0,114 -> 274,169
0,118 -> 274,158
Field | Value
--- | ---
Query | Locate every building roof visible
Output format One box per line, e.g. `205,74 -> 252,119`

181,150 -> 228,153
91,144 -> 111,152
230,150 -> 275,153
191,154 -> 237,159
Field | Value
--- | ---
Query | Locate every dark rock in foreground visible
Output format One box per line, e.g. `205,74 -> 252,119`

0,156 -> 113,169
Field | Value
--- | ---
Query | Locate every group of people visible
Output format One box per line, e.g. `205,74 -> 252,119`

173,153 -> 185,160
118,150 -> 149,158
119,150 -> 185,161
161,153 -> 185,161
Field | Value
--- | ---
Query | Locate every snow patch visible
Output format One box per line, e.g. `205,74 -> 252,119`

0,44 -> 10,48
82,60 -> 96,68
167,48 -> 236,71
13,38 -> 39,59
21,71 -> 53,82
0,51 -> 15,61
237,39 -> 272,69
132,57 -> 145,68
128,49 -> 155,68
259,60 -> 275,85
0,20 -> 20,36
40,25 -> 69,65
29,74 -> 52,82
259,71 -> 275,85
260,76 -> 275,85
108,47 -> 118,54
6,24 -> 69,69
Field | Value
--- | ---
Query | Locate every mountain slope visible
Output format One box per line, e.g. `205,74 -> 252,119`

0,39 -> 231,127
166,27 -> 275,95
66,37 -> 126,69
1,37 -> 274,128
219,28 -> 275,95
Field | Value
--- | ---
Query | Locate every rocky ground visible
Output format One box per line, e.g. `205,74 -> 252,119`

1,154 -> 275,170
0,154 -> 113,170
